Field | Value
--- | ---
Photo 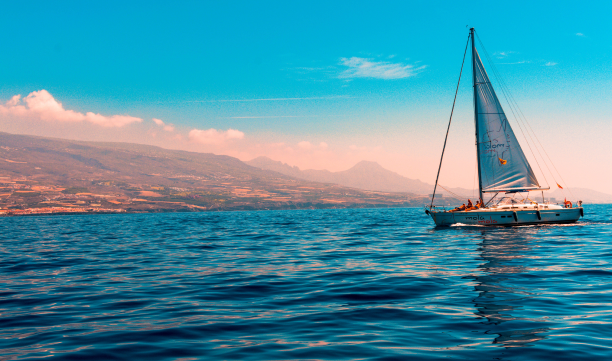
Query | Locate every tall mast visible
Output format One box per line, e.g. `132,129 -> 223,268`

471,28 -> 484,203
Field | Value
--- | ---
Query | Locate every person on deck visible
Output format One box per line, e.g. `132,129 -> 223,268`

468,199 -> 483,210
449,203 -> 467,212
466,199 -> 479,211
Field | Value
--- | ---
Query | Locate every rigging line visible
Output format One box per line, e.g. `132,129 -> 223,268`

509,97 -> 574,199
490,71 -> 575,199
512,102 -> 565,183
436,183 -> 472,200
475,35 -> 535,152
475,34 -> 541,171
474,32 -> 550,189
473,156 -> 477,200
478,50 -> 544,189
476,34 -> 560,191
484,192 -> 499,207
475,33 -> 556,190
430,34 -> 470,209
473,38 -> 524,191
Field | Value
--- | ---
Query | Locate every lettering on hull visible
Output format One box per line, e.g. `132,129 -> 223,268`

463,215 -> 498,224
478,216 -> 498,224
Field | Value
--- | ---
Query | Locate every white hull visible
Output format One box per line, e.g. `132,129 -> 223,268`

428,207 -> 582,227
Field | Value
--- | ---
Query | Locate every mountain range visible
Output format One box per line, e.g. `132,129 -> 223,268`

548,188 -> 612,204
0,132 -> 425,213
1,131 -> 609,214
246,156 -> 475,198
246,156 -> 612,204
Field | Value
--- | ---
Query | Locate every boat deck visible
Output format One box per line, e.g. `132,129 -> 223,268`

428,206 -> 582,226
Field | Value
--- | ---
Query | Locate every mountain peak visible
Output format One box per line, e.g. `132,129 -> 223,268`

349,160 -> 385,171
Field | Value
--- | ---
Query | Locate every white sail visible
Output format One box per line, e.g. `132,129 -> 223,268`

473,48 -> 540,192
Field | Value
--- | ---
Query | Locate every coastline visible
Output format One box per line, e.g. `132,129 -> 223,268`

0,202 -> 427,217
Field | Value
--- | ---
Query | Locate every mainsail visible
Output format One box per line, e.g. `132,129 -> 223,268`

473,45 -> 540,193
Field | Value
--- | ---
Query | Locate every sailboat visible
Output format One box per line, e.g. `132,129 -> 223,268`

426,28 -> 583,226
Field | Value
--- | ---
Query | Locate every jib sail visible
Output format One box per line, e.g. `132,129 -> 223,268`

473,46 -> 540,193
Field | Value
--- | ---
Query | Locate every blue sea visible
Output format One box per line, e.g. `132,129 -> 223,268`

1,205 -> 611,360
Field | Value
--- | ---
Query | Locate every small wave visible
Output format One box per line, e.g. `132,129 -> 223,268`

0,206 -> 611,360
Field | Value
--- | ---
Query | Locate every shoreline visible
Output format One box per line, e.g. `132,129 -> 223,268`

1,203 -> 425,217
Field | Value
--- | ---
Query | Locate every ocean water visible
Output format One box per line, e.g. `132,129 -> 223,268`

1,205 -> 611,360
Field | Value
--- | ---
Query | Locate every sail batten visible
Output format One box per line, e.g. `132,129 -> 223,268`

472,46 -> 540,193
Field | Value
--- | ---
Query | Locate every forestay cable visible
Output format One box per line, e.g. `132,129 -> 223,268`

430,35 -> 470,209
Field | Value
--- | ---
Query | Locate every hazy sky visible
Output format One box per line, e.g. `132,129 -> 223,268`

1,1 -> 611,193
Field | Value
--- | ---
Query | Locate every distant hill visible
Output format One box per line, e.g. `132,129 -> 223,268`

246,156 -> 474,197
0,132 -> 294,189
0,132 -> 428,213
548,188 -> 612,204
246,157 -> 612,204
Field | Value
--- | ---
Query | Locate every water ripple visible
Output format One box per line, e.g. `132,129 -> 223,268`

1,205 -> 611,360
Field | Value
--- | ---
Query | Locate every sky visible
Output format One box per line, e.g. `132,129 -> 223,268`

1,1 -> 611,193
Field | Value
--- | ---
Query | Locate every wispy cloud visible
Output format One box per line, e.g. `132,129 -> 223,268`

227,114 -> 353,119
0,90 -> 141,127
493,51 -> 516,59
228,115 -> 314,119
298,141 -> 313,150
498,59 -> 557,67
576,32 -> 585,37
497,60 -> 530,65
188,128 -> 245,145
338,57 -> 426,79
297,141 -> 328,151
293,66 -> 332,72
186,96 -> 350,103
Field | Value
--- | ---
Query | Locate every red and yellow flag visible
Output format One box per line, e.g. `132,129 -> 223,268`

557,183 -> 563,189
498,157 -> 507,165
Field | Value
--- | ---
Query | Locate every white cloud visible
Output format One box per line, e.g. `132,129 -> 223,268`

576,33 -> 585,37
152,118 -> 175,132
338,57 -> 425,79
188,128 -> 245,145
296,141 -> 328,151
0,90 -> 141,127
494,51 -> 516,59
544,62 -> 558,66
192,96 -> 350,103
298,141 -> 313,149
229,115 -> 303,119
498,60 -> 530,65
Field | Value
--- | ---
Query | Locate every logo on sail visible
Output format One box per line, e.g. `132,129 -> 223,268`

483,143 -> 505,150
498,157 -> 507,165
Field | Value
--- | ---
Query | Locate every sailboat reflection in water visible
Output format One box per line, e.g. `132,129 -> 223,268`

426,28 -> 583,226
471,231 -> 550,348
